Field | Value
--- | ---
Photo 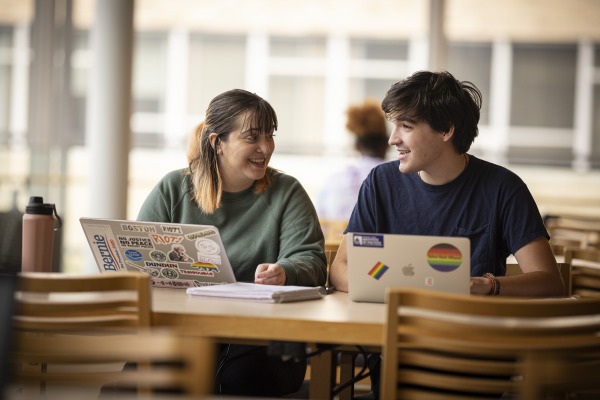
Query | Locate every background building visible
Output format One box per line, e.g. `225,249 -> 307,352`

1,0 -> 599,272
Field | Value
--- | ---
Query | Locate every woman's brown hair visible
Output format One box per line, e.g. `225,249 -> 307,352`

186,89 -> 278,214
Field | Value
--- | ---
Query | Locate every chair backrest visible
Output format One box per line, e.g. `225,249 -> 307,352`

324,247 -> 338,287
564,247 -> 600,298
506,262 -> 572,297
381,287 -> 600,400
13,272 -> 152,333
12,328 -> 215,397
12,272 -> 154,397
320,219 -> 347,250
545,215 -> 600,249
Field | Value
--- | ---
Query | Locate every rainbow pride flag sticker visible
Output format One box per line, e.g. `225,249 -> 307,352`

368,261 -> 389,280
426,243 -> 463,272
191,262 -> 219,270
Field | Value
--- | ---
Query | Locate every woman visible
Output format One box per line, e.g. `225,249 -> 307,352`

316,99 -> 389,221
138,89 -> 327,397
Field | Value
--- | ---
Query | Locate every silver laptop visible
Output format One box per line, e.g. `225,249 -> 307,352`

347,232 -> 470,303
80,218 -> 236,289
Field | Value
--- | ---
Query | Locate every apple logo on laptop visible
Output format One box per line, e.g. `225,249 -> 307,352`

402,264 -> 414,276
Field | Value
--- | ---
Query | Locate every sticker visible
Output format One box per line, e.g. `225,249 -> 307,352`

426,243 -> 463,272
124,249 -> 143,262
150,250 -> 167,262
117,235 -> 154,249
185,228 -> 218,240
88,230 -> 124,272
151,279 -> 197,288
195,238 -> 220,255
367,261 -> 389,280
150,234 -> 183,245
352,234 -> 384,248
161,268 -> 179,280
191,262 -> 220,272
120,223 -> 156,233
160,225 -> 183,234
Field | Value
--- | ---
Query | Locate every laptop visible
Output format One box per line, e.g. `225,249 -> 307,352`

80,218 -> 236,289
346,232 -> 470,303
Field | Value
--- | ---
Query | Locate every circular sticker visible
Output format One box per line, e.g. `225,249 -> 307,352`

124,249 -> 142,262
149,268 -> 161,278
426,243 -> 463,272
150,250 -> 167,262
195,238 -> 220,255
161,268 -> 179,279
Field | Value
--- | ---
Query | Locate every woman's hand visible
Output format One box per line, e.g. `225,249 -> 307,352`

255,263 -> 286,285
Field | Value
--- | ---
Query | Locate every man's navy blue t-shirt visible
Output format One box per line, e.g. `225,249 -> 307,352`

346,155 -> 548,277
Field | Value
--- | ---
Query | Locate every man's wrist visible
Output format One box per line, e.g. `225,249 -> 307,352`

483,273 -> 500,295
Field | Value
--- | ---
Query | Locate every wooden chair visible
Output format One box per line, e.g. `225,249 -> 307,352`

12,272 -> 153,396
320,219 -> 347,251
564,247 -> 600,298
12,328 -> 215,397
13,271 -> 152,333
545,214 -> 600,249
381,287 -> 600,400
506,262 -> 572,297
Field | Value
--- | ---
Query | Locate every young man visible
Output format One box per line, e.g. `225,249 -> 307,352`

330,70 -> 564,400
329,70 -> 564,298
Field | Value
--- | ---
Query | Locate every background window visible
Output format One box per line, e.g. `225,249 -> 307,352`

447,42 -> 492,126
0,26 -> 12,144
511,43 -> 576,128
188,34 -> 246,116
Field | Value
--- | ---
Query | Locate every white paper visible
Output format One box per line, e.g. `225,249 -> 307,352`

186,282 -> 326,303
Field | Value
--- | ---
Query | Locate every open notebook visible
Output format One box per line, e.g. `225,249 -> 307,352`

186,282 -> 326,303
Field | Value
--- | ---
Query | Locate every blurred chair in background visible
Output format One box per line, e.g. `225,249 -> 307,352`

564,247 -> 600,298
545,214 -> 600,249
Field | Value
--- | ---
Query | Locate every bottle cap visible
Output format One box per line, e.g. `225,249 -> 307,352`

25,196 -> 54,215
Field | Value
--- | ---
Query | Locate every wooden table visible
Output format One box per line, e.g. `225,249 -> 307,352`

151,288 -> 385,399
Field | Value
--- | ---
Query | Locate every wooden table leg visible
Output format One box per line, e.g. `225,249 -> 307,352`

309,350 -> 336,400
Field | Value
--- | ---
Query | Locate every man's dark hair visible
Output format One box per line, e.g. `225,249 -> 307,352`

381,70 -> 482,153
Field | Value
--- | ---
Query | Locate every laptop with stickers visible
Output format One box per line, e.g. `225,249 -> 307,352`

80,218 -> 236,289
346,232 -> 470,303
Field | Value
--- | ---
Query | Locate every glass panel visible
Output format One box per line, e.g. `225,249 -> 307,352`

188,34 -> 246,115
0,26 -> 12,143
447,42 -> 492,125
270,36 -> 326,57
511,43 -> 576,128
70,30 -> 89,146
349,78 -> 398,104
133,32 -> 167,113
350,38 -> 408,60
269,75 -> 324,154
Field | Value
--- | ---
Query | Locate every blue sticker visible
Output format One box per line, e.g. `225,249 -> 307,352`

125,249 -> 143,262
352,234 -> 384,248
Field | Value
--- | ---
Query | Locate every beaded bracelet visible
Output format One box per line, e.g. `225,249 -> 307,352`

483,273 -> 500,296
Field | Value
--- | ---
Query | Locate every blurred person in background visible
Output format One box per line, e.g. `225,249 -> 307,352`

316,100 -> 389,222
